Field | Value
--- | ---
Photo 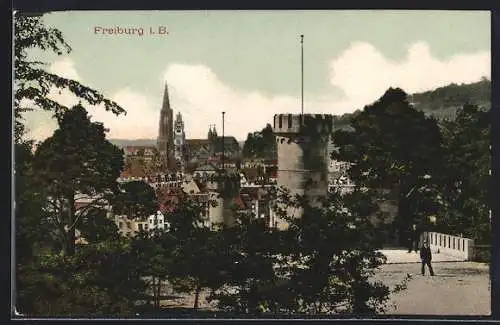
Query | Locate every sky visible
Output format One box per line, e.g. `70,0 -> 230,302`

19,10 -> 491,141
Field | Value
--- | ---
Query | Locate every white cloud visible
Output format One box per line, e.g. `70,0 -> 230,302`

329,41 -> 490,107
23,58 -> 158,141
23,42 -> 490,142
49,57 -> 81,81
164,42 -> 489,140
88,89 -> 158,139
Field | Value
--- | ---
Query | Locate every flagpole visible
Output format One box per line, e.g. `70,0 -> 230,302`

301,34 -> 304,116
222,112 -> 225,172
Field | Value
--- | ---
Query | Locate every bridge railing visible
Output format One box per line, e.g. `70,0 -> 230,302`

420,231 -> 475,261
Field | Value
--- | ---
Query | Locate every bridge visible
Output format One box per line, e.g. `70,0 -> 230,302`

381,231 -> 477,264
377,231 -> 490,315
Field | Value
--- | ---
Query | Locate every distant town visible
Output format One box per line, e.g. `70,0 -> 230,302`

89,83 -> 357,238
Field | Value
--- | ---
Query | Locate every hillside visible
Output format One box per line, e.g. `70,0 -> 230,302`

408,77 -> 490,120
108,138 -> 156,148
334,78 -> 491,127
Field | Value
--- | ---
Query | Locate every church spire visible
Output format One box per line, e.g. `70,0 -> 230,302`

161,82 -> 171,111
158,81 -> 174,171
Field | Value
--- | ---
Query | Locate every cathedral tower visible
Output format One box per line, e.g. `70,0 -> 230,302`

157,83 -> 174,170
173,112 -> 188,172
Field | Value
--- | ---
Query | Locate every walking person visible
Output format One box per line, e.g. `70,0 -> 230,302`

420,241 -> 435,276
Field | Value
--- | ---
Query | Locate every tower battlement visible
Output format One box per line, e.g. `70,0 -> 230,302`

273,113 -> 334,135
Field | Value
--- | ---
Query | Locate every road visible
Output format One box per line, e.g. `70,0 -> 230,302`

154,250 -> 491,316
375,248 -> 491,315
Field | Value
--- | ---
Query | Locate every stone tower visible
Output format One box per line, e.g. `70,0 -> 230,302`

157,83 -> 174,170
173,112 -> 187,172
206,171 -> 240,228
272,113 -> 333,228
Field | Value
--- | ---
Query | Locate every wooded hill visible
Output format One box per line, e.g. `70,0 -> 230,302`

334,78 -> 491,129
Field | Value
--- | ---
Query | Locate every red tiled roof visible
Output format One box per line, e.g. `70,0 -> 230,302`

264,159 -> 277,165
159,202 -> 176,213
233,195 -> 246,210
268,171 -> 277,178
120,168 -> 148,178
125,147 -> 138,153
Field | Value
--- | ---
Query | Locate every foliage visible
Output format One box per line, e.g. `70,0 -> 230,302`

78,209 -> 120,243
112,181 -> 158,220
271,188 -> 390,315
409,77 -> 490,112
130,229 -> 174,309
15,142 -> 58,263
16,240 -> 145,317
32,104 -> 124,255
434,104 -> 490,243
129,197 -> 214,310
242,124 -> 277,159
206,216 -> 279,314
13,14 -> 125,144
163,197 -> 217,309
332,88 -> 443,239
203,185 -> 392,315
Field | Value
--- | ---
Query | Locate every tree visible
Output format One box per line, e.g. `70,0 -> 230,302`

32,104 -> 124,256
332,88 -> 443,241
129,197 -> 215,311
112,180 -> 158,219
163,197 -> 216,310
263,188 -> 391,315
202,184 -> 399,316
14,14 -> 125,144
78,209 -> 120,243
205,214 -> 279,314
242,124 -> 277,159
15,142 -> 58,263
17,240 -> 146,316
130,229 -> 174,309
435,104 -> 490,243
